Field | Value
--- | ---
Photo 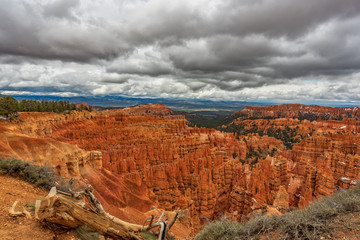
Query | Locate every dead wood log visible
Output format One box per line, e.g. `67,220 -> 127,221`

9,201 -> 22,216
22,207 -> 32,219
34,199 -> 41,220
69,180 -> 149,232
9,201 -> 32,219
37,193 -> 140,240
38,184 -> 182,240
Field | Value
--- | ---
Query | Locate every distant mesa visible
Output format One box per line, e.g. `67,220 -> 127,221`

123,103 -> 175,116
75,102 -> 90,108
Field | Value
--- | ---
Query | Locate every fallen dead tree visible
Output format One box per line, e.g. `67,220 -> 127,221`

36,190 -> 139,239
11,180 -> 183,240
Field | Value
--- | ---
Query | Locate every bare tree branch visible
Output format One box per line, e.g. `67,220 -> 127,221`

9,201 -> 23,216
168,212 -> 179,231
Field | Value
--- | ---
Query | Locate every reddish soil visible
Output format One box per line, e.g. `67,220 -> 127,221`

0,175 -> 78,240
331,212 -> 360,240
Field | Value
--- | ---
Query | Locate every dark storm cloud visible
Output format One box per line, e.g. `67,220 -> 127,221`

212,0 -> 360,38
167,35 -> 288,73
0,0 -> 360,102
0,0 -> 127,62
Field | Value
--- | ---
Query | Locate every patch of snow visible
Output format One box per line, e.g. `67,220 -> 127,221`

339,162 -> 346,165
341,177 -> 351,181
339,126 -> 346,129
351,180 -> 358,185
252,198 -> 257,203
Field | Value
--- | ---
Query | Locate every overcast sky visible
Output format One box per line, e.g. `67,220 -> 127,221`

1,0 -> 360,103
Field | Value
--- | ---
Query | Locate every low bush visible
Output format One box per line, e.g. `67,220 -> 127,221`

141,231 -> 157,240
25,202 -> 36,211
75,225 -> 100,240
0,158 -> 56,189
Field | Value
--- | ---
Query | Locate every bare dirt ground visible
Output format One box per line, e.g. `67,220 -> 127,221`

0,174 -> 79,240
331,212 -> 360,240
257,211 -> 360,240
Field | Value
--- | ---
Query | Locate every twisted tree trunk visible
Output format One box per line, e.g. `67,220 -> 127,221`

37,193 -> 140,240
36,185 -> 181,240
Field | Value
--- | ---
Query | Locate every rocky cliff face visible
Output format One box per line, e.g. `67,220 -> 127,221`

224,104 -> 360,212
4,111 -> 94,137
0,123 -> 101,178
283,133 -> 360,208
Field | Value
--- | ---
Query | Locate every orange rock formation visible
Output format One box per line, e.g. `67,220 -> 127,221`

226,104 -> 360,211
1,103 -> 359,237
48,106 -> 255,230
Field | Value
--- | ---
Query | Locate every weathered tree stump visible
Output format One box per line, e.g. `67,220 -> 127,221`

33,184 -> 182,240
37,193 -> 140,240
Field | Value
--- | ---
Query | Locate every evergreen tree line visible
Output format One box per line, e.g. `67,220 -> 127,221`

0,96 -> 92,119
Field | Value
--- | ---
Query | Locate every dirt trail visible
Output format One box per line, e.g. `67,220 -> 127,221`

0,175 -> 78,240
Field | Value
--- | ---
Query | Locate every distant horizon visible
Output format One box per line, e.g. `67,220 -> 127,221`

3,93 -> 359,110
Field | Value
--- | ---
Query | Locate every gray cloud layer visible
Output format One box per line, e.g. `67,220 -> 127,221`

1,0 -> 360,102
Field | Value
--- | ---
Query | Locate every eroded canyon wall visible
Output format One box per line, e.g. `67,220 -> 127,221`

1,103 -> 360,237
48,105 -> 263,230
225,104 -> 360,211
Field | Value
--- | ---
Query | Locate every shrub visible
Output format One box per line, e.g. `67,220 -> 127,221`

0,158 -> 56,189
75,225 -> 100,240
141,231 -> 157,240
25,202 -> 36,211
